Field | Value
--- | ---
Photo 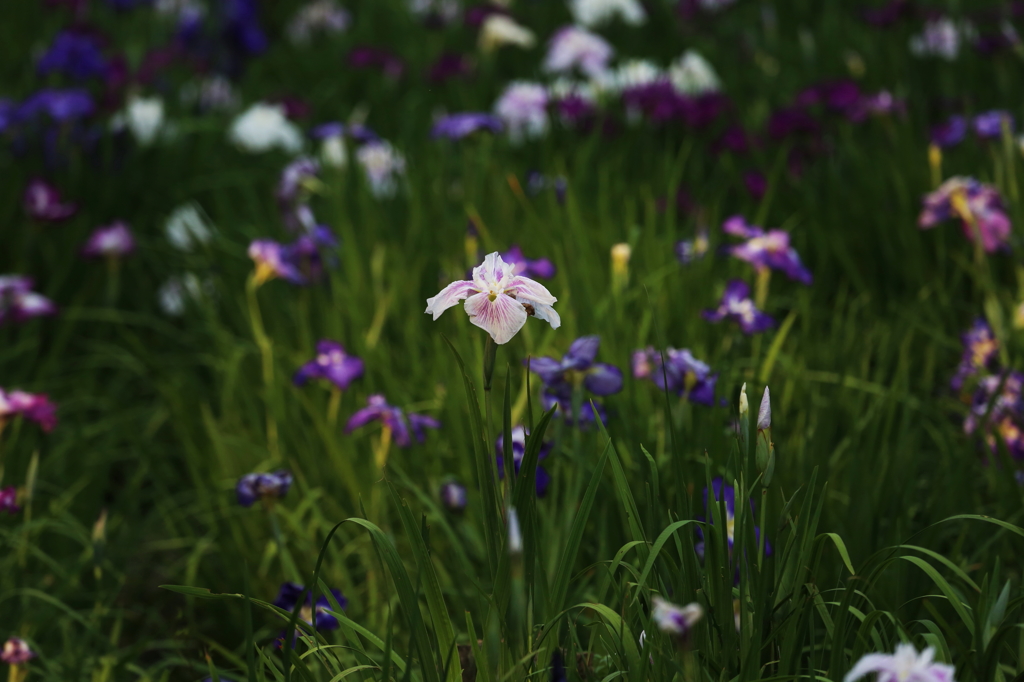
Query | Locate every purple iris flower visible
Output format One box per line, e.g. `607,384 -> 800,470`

930,115 -> 967,148
495,425 -> 553,497
500,245 -> 556,279
632,347 -> 718,406
973,110 -> 1014,139
431,112 -> 503,140
428,53 -> 474,82
743,171 -> 767,200
0,276 -> 58,326
622,81 -> 688,124
273,582 -> 347,632
767,106 -> 820,140
440,481 -> 467,511
284,226 -> 338,281
249,239 -> 307,286
24,178 -> 77,221
276,157 -> 319,231
348,46 -> 405,78
694,477 -> 772,580
702,280 -> 775,334
713,125 -> 754,155
37,30 -> 108,81
918,177 -> 1011,254
293,340 -> 364,390
224,0 -> 269,55
541,391 -> 607,427
0,388 -> 58,432
0,487 -> 19,514
236,470 -> 293,507
529,336 -> 624,399
723,215 -> 813,284
965,371 -> 1024,460
952,319 -> 999,391
18,88 -> 95,124
345,395 -> 440,448
81,221 -> 136,258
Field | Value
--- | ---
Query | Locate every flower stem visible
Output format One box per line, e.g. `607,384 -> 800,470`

246,274 -> 279,459
327,387 -> 341,427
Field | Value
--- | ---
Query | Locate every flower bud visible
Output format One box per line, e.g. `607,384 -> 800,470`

739,382 -> 749,417
757,386 -> 771,431
507,507 -> 522,555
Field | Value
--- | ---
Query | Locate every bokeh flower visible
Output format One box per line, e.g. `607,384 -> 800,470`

951,319 -> 998,391
426,252 -> 559,344
964,371 -> 1024,460
81,221 -> 136,258
273,582 -> 347,631
844,644 -> 955,682
0,637 -> 35,664
723,216 -> 813,284
495,425 -> 553,497
287,0 -> 350,44
0,277 -> 57,326
918,177 -> 1011,254
0,389 -> 57,433
702,280 -> 775,334
24,179 -> 77,222
355,140 -> 406,198
668,50 -> 720,95
37,30 -> 107,80
430,112 -> 503,140
632,347 -> 717,405
500,245 -> 556,279
973,110 -> 1013,140
165,203 -> 214,251
479,15 -> 536,52
229,103 -> 304,153
570,0 -> 646,27
116,95 -> 165,146
439,481 -> 467,512
248,239 -> 307,285
651,597 -> 703,637
345,395 -> 440,448
236,470 -> 293,507
676,228 -> 709,265
910,18 -> 969,60
0,487 -> 19,515
931,116 -> 967,148
543,26 -> 613,78
293,340 -> 364,390
494,81 -> 549,143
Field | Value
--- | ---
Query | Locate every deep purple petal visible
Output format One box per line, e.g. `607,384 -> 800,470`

584,363 -> 623,396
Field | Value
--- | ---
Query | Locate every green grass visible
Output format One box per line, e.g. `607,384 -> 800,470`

3,0 -> 1024,679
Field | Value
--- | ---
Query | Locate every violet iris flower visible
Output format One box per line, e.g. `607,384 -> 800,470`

973,110 -> 1014,139
37,30 -> 108,81
249,239 -> 307,285
844,644 -> 955,682
81,221 -> 136,258
495,425 -> 553,497
18,88 -> 95,123
702,280 -> 775,334
918,177 -> 1011,254
311,121 -> 378,144
427,53 -> 474,83
500,245 -> 556,279
273,582 -> 347,631
930,115 -> 967,148
285,226 -> 338,281
542,392 -> 607,427
694,477 -> 772,581
431,112 -> 503,140
0,487 -> 19,514
440,481 -> 467,511
293,340 -> 364,390
632,347 -> 717,405
276,157 -> 319,231
0,388 -> 58,432
964,371 -> 1024,460
348,46 -> 405,78
236,470 -> 293,507
951,319 -> 998,391
0,638 -> 35,665
345,395 -> 440,448
723,215 -> 813,284
24,178 -> 77,221
529,336 -> 623,398
0,277 -> 57,326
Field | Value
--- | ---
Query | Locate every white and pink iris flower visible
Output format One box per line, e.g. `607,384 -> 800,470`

425,252 -> 560,344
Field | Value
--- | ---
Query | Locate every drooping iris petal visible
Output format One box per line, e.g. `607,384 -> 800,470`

565,335 -> 600,367
425,280 -> 477,320
464,291 -> 529,345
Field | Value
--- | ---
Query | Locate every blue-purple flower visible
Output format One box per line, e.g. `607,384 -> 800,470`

529,336 -> 623,398
0,389 -> 57,433
723,215 -> 813,285
964,371 -> 1024,460
0,637 -> 35,664
277,157 -> 320,231
495,426 -> 553,497
951,319 -> 999,391
431,112 -> 503,140
37,30 -> 108,81
293,340 -> 364,390
931,115 -> 967,148
440,481 -> 467,512
248,239 -> 307,286
632,347 -> 717,405
81,222 -> 136,258
24,179 -> 76,222
345,395 -> 440,448
236,470 -> 293,507
273,582 -> 347,632
918,177 -> 1011,254
0,277 -> 57,326
18,88 -> 95,124
702,280 -> 775,334
500,245 -> 556,279
973,110 -> 1013,140
695,478 -> 772,581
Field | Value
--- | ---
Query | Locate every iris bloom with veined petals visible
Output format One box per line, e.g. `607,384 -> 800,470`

0,389 -> 57,432
844,644 -> 955,682
495,425 -> 553,497
0,276 -> 57,326
500,245 -> 556,279
236,470 -> 293,507
425,252 -> 560,345
951,319 -> 998,391
528,335 -> 623,397
723,215 -> 813,284
345,394 -> 440,448
431,112 -> 503,140
702,280 -> 775,334
81,221 -> 136,258
0,487 -> 19,514
0,637 -> 35,664
918,177 -> 1011,254
293,340 -> 364,390
24,178 -> 77,221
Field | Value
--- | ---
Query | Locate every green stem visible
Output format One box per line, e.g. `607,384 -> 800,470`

246,275 -> 279,459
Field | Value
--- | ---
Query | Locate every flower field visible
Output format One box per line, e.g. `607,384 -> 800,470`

3,0 -> 1024,679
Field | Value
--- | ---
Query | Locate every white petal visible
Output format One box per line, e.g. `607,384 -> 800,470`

509,275 -> 556,305
464,292 -> 528,345
527,300 -> 561,330
843,654 -> 894,682
425,280 -> 477,321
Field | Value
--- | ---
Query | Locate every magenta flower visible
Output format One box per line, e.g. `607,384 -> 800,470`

81,221 -> 136,258
248,239 -> 307,286
844,644 -> 955,682
702,280 -> 775,334
427,53 -> 474,83
24,178 -> 77,221
0,389 -> 57,432
293,340 -> 364,390
951,319 -> 998,391
345,394 -> 439,448
723,215 -> 813,284
0,637 -> 35,664
500,245 -> 556,279
348,45 -> 404,78
918,177 -> 1011,254
425,252 -> 560,345
0,487 -> 18,514
0,276 -> 57,326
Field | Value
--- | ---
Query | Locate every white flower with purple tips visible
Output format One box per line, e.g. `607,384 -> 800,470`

844,644 -> 955,682
81,221 -> 136,258
0,276 -> 57,327
651,596 -> 703,637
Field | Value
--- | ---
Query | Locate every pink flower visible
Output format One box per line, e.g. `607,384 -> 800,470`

425,252 -> 560,344
23,178 -> 77,222
0,389 -> 58,433
81,221 -> 136,258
